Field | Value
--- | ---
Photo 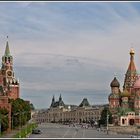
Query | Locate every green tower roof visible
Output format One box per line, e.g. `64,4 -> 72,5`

4,41 -> 11,56
79,98 -> 91,107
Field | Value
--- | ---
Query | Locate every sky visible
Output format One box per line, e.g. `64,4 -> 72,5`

0,1 -> 140,109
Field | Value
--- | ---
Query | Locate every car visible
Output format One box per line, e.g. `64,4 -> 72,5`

130,135 -> 140,138
32,129 -> 42,134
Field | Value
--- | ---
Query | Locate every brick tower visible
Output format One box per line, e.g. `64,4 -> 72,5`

0,37 -> 19,100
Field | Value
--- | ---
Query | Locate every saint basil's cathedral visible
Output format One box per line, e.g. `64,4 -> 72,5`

109,48 -> 140,126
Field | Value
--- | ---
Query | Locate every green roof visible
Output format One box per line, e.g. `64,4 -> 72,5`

4,41 -> 11,56
117,107 -> 133,116
79,98 -> 91,107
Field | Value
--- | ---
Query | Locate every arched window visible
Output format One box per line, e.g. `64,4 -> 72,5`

5,57 -> 7,63
122,119 -> 125,124
8,57 -> 10,63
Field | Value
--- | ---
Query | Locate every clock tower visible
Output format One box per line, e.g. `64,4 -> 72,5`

0,37 -> 19,99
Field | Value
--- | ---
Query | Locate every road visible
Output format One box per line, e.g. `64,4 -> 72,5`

29,123 -> 132,138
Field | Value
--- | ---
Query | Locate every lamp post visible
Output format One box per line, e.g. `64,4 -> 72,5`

106,110 -> 109,135
136,110 -> 140,138
24,112 -> 27,137
136,126 -> 138,138
19,112 -> 21,138
0,112 -> 1,136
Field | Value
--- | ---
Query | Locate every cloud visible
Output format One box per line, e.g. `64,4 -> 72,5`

0,2 -> 140,108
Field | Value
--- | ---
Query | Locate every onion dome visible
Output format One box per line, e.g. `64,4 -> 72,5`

121,89 -> 131,97
110,77 -> 120,87
134,76 -> 140,89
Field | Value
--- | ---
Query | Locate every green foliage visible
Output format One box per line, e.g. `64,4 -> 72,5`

10,98 -> 33,129
13,123 -> 37,138
99,107 -> 113,126
0,108 -> 9,132
30,103 -> 35,110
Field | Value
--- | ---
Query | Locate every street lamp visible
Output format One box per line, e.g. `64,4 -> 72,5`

106,110 -> 109,135
0,112 -> 1,136
19,112 -> 22,138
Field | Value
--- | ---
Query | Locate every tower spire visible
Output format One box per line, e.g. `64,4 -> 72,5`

1,36 -> 13,69
59,94 -> 62,101
52,95 -> 55,101
51,95 -> 55,107
5,36 -> 10,56
123,48 -> 137,92
128,48 -> 136,72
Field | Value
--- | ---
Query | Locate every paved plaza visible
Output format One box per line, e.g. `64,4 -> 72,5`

29,123 -> 132,138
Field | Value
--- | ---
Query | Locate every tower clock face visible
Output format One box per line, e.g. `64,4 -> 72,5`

6,70 -> 12,77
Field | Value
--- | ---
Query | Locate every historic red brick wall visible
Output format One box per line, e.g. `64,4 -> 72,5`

8,86 -> 19,100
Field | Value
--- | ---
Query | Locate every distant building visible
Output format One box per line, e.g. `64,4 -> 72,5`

108,48 -> 140,126
33,95 -> 104,124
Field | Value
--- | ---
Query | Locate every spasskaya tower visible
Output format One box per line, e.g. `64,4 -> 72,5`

0,36 -> 19,99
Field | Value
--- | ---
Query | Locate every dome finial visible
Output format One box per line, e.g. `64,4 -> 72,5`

130,43 -> 135,55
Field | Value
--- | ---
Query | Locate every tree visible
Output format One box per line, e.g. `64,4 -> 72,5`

0,108 -> 9,132
30,103 -> 35,110
10,98 -> 33,129
99,107 -> 113,126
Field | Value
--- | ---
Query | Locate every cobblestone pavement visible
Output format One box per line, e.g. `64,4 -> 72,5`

29,123 -> 132,138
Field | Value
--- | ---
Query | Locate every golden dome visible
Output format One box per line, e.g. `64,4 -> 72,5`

130,48 -> 135,55
121,89 -> 131,97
